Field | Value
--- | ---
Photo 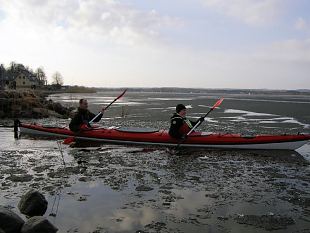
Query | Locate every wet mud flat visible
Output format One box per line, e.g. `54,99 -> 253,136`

1,131 -> 310,232
1,91 -> 310,232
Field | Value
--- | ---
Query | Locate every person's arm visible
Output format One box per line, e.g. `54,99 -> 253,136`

89,111 -> 103,123
89,106 -> 105,123
192,117 -> 205,128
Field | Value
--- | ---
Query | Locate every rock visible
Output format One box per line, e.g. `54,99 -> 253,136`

205,193 -> 219,198
47,102 -> 69,116
32,108 -> 49,118
235,214 -> 295,231
135,185 -> 154,192
7,174 -> 33,182
18,190 -> 48,217
47,110 -> 63,118
0,90 -> 71,118
77,196 -> 87,201
217,216 -> 229,221
21,216 -> 58,233
0,205 -> 25,233
78,176 -> 91,182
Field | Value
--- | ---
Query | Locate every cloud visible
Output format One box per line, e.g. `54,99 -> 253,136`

254,38 -> 310,63
0,0 -> 309,89
294,17 -> 310,32
0,0 -> 182,45
200,0 -> 283,26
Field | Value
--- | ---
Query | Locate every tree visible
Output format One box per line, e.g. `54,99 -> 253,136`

52,71 -> 64,86
0,64 -> 5,89
7,62 -> 31,78
35,67 -> 47,85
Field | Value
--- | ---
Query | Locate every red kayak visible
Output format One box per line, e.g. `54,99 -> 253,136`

18,123 -> 310,150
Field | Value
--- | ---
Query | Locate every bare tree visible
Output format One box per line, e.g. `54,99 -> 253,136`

35,67 -> 47,85
52,72 -> 64,86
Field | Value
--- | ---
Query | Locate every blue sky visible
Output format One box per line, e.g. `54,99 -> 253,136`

0,0 -> 310,89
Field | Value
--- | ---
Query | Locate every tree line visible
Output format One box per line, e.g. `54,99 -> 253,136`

0,62 -> 64,89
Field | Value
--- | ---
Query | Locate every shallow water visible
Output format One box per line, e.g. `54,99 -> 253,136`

1,91 -> 310,232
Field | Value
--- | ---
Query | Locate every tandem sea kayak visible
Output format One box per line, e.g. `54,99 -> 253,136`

18,122 -> 310,150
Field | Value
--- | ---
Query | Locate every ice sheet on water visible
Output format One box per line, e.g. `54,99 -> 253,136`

147,97 -> 193,101
188,116 -> 219,123
224,109 -> 277,117
94,101 -> 145,106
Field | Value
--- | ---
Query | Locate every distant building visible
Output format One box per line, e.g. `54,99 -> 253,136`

15,72 -> 40,90
3,70 -> 43,90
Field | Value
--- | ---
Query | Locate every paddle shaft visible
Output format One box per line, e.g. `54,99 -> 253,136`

186,108 -> 214,136
89,89 -> 127,124
177,98 -> 224,148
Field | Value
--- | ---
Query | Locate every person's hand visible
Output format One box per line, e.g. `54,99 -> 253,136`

80,123 -> 90,131
101,107 -> 105,114
198,117 -> 205,122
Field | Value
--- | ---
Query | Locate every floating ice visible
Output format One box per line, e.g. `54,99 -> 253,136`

224,109 -> 277,117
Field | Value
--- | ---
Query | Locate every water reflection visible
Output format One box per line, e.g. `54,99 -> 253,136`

110,207 -> 157,232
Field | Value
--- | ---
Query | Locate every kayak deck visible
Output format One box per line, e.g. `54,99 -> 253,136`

19,123 -> 310,150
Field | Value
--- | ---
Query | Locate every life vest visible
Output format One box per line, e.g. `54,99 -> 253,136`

179,119 -> 193,135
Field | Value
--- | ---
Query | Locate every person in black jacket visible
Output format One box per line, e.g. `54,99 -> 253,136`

169,104 -> 204,139
69,99 -> 105,132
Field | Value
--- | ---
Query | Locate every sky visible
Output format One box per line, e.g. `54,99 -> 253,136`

0,0 -> 310,89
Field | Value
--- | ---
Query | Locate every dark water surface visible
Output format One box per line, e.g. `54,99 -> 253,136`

1,91 -> 310,233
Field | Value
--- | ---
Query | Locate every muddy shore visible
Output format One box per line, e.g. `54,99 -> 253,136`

1,91 -> 310,232
1,128 -> 310,232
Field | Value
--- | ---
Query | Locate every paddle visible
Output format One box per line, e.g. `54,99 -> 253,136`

63,89 -> 128,144
177,98 -> 224,148
89,88 -> 127,124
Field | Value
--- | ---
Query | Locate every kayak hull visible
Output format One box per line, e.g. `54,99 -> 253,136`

19,123 -> 310,150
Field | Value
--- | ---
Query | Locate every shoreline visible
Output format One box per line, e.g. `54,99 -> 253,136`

0,90 -> 74,120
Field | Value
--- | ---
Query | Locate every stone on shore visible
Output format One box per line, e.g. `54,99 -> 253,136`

7,174 -> 33,182
18,190 -> 48,217
235,214 -> 295,231
0,90 -> 73,119
135,185 -> 154,192
21,216 -> 58,233
0,205 -> 25,233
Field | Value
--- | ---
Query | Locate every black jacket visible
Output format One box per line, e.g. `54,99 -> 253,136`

69,108 -> 103,132
168,113 -> 197,139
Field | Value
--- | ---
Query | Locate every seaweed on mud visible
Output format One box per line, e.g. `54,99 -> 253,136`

235,214 -> 295,231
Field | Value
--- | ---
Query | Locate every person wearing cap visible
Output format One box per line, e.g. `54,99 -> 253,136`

69,99 -> 105,132
169,104 -> 204,139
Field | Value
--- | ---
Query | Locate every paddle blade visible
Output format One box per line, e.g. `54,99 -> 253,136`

118,89 -> 128,99
63,137 -> 75,144
212,98 -> 224,109
103,89 -> 128,111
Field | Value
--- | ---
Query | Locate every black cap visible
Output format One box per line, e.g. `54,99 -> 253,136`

176,104 -> 186,113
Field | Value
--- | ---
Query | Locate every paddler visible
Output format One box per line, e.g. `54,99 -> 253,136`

69,99 -> 105,132
169,104 -> 204,139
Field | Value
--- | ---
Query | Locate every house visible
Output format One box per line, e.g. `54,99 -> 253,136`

3,70 -> 41,90
15,71 -> 40,90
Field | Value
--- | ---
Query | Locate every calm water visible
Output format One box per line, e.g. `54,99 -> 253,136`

1,91 -> 310,233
